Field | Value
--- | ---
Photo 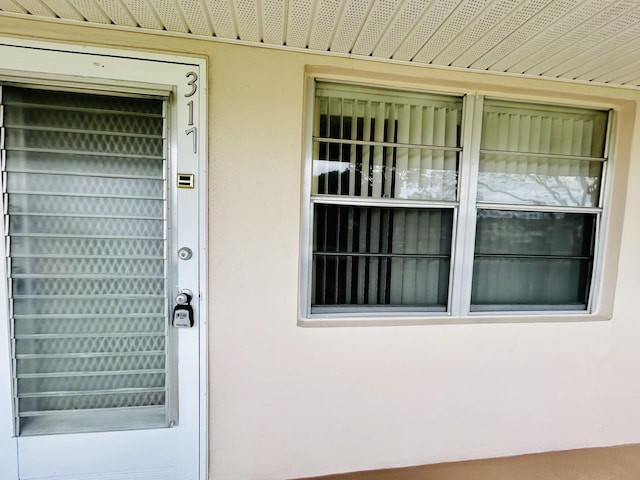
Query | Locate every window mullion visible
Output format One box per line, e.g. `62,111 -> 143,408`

450,94 -> 483,317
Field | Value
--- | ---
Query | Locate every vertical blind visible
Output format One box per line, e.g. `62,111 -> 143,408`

2,86 -> 169,435
311,83 -> 462,312
472,101 -> 608,310
477,102 -> 606,207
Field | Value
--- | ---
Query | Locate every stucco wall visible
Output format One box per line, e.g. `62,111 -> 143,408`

3,16 -> 640,480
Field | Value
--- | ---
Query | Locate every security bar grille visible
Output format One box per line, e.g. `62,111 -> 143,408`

1,86 -> 170,436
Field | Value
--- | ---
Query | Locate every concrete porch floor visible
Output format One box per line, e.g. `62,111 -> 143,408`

301,444 -> 640,480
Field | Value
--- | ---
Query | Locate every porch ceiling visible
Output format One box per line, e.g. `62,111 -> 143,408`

2,0 -> 640,89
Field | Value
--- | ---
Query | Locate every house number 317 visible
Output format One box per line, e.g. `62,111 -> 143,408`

185,71 -> 198,153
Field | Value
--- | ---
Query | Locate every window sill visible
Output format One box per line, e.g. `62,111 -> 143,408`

298,310 -> 613,327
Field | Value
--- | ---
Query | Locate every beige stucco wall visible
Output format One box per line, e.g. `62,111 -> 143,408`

3,15 -> 640,480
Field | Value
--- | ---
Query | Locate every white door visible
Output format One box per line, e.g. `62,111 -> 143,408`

0,41 -> 207,480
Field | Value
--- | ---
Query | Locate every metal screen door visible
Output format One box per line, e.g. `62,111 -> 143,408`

0,50 -> 203,479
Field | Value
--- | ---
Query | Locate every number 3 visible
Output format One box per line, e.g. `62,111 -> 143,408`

185,72 -> 198,97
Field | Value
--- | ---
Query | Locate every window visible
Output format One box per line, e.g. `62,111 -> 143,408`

2,86 -> 169,435
301,81 -> 610,320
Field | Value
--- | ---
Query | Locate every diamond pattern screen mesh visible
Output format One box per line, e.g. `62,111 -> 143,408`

1,86 -> 169,436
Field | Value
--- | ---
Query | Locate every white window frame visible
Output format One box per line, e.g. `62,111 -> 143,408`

299,76 -> 618,326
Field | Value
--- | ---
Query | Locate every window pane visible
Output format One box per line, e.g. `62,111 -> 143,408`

312,205 -> 453,311
313,145 -> 458,200
471,210 -> 596,310
481,101 -> 608,157
313,83 -> 462,201
477,153 -> 602,207
480,101 -> 607,207
3,86 -> 168,436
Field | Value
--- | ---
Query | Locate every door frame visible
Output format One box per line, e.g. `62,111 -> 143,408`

0,37 -> 208,479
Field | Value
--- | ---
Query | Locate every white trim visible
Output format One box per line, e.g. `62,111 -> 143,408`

196,54 -> 209,480
588,109 -> 616,317
0,35 -> 204,66
0,36 -> 207,480
298,75 -> 316,320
